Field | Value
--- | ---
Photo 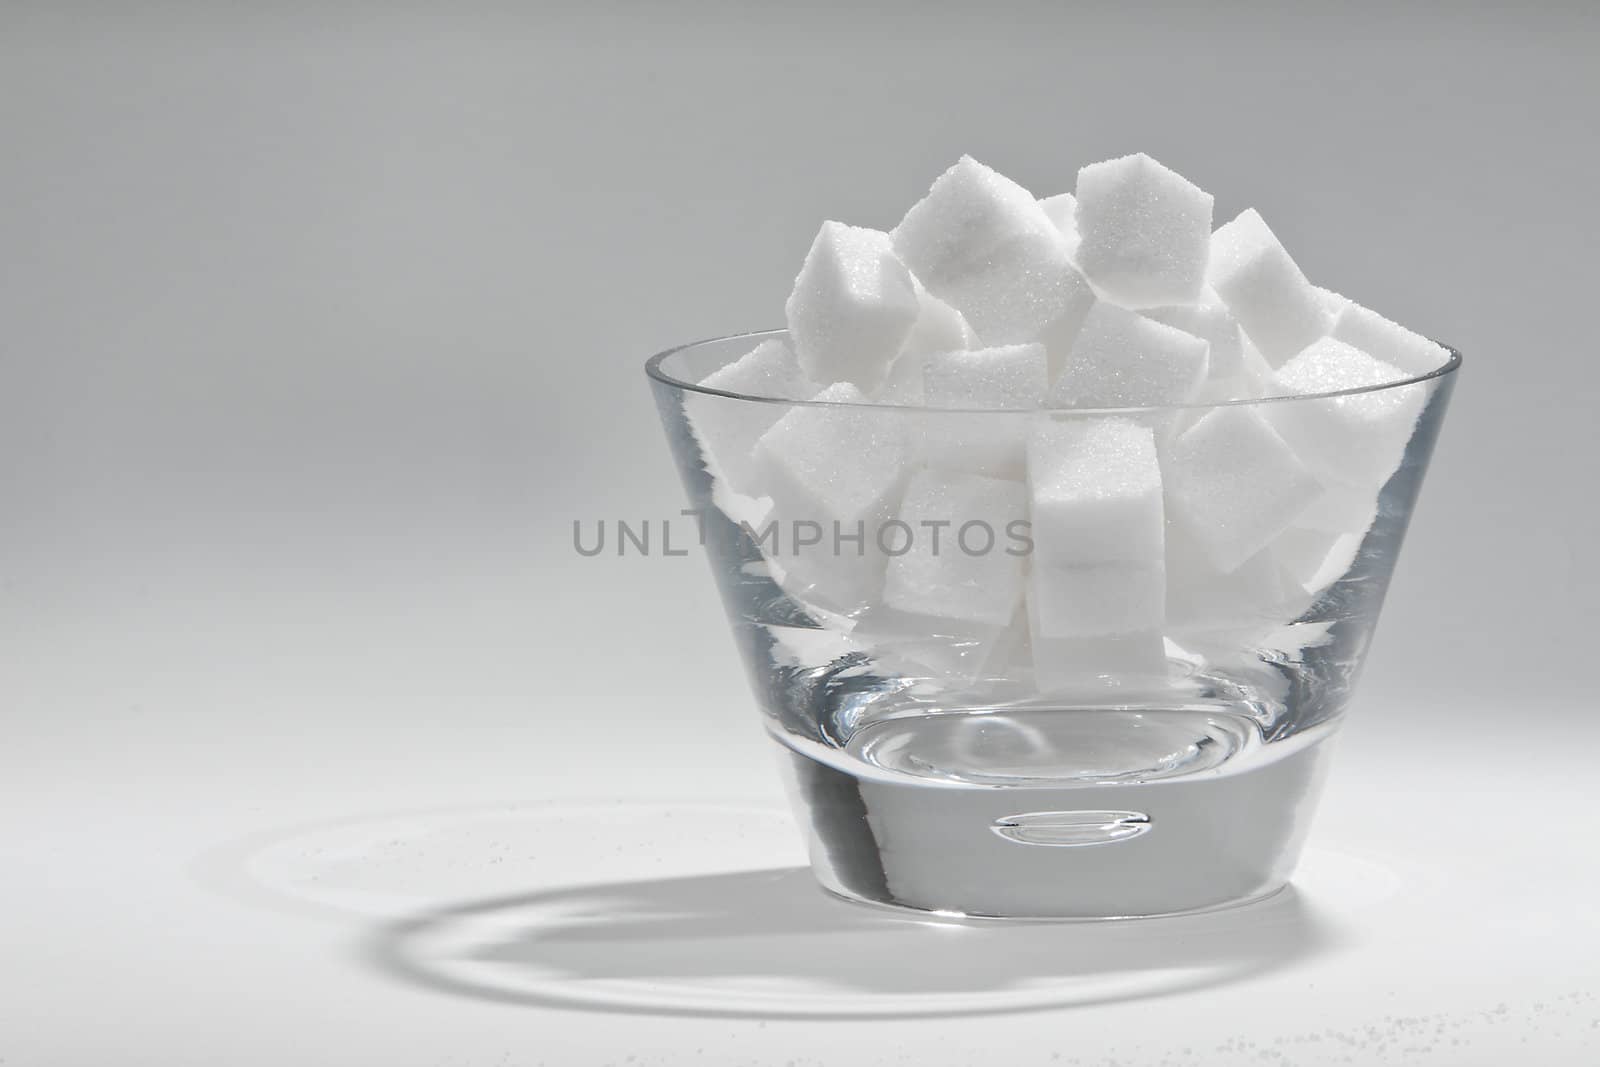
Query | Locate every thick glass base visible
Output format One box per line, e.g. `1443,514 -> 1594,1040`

774,706 -> 1337,920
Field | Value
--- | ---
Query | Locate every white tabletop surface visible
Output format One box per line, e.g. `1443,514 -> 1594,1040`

7,555 -> 1597,1067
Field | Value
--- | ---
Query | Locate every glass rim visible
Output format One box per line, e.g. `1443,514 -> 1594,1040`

645,328 -> 1462,415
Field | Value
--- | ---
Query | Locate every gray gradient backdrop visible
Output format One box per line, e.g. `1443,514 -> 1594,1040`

3,4 -> 1597,1065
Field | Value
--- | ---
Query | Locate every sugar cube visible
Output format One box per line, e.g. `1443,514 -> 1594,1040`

753,381 -> 907,526
1274,526 -> 1364,596
872,351 -> 928,406
871,281 -> 977,406
1314,286 -> 1351,320
1165,541 -> 1291,635
891,156 -> 1095,354
1232,334 -> 1277,393
761,530 -> 888,618
1295,482 -> 1380,534
923,343 -> 1048,408
1143,287 -> 1246,382
750,383 -> 910,613
1026,596 -> 1168,691
687,338 -> 821,492
873,350 -> 927,406
1047,301 -> 1210,409
1331,301 -> 1452,377
903,278 -> 977,357
1031,561 -> 1166,638
1039,192 -> 1080,255
968,606 -> 1032,683
1266,337 -> 1426,488
1207,209 -> 1328,367
892,157 -> 1043,283
1040,191 -> 1077,233
1074,153 -> 1214,308
915,343 -> 1048,476
785,221 -> 919,391
1174,336 -> 1274,425
1027,416 -> 1164,566
852,607 -> 1010,688
1163,405 -> 1321,572
881,468 -> 1029,626
697,337 -> 817,401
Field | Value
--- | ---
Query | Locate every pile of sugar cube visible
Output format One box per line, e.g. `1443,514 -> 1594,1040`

688,154 -> 1447,691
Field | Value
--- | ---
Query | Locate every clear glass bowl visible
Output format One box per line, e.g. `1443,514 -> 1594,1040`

648,331 -> 1459,919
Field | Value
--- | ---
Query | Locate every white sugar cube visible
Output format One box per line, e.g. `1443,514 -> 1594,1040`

751,382 -> 912,614
755,497 -> 912,617
1175,335 -> 1274,422
1027,417 -> 1165,565
1143,287 -> 1245,382
1207,209 -> 1328,367
924,343 -> 1048,408
882,468 -> 1029,626
785,221 -> 919,391
1295,482 -> 1380,534
1208,338 -> 1276,406
1048,301 -> 1210,409
1275,526 -> 1365,595
1031,561 -> 1166,638
892,157 -> 1043,284
1040,191 -> 1077,233
903,278 -> 977,357
968,606 -> 1032,684
1314,286 -> 1351,320
1331,301 -> 1451,377
760,528 -> 889,617
871,282 -> 977,407
918,343 -> 1048,476
753,381 -> 907,526
762,613 -> 865,673
1027,596 -> 1168,691
697,337 -> 816,399
891,156 -> 1095,355
1074,153 -> 1214,308
852,607 -> 1010,688
1039,192 -> 1080,255
1164,405 -> 1321,572
1267,337 -> 1425,488
872,350 -> 926,407
1234,335 -> 1276,391
687,338 -> 821,492
1165,541 -> 1291,635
